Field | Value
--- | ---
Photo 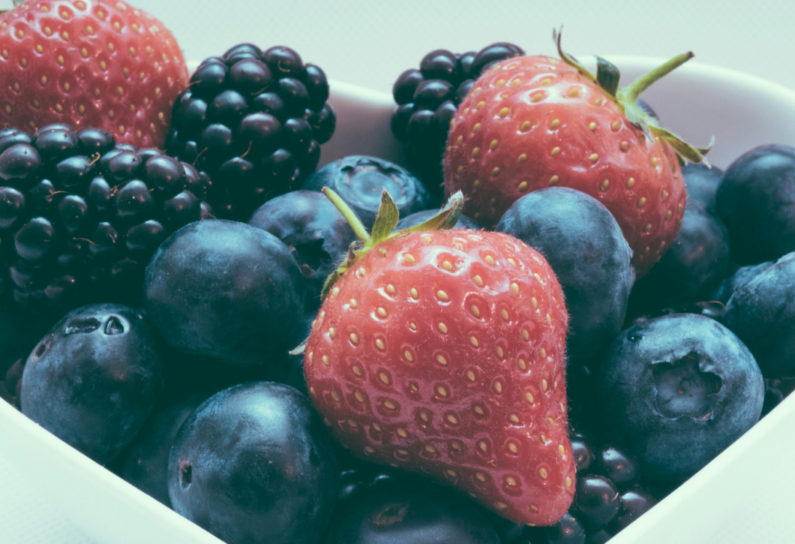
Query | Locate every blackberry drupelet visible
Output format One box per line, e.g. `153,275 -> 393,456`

390,43 -> 524,198
519,432 -> 657,544
0,125 -> 212,310
166,44 -> 336,220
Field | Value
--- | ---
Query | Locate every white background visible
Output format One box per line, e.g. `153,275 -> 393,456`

134,0 -> 795,93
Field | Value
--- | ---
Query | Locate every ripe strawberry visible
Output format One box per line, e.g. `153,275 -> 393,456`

0,0 -> 187,148
443,33 -> 709,276
302,190 -> 576,526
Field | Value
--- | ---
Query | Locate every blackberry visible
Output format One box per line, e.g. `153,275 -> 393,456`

390,43 -> 524,198
166,44 -> 336,220
0,124 -> 212,310
519,432 -> 657,544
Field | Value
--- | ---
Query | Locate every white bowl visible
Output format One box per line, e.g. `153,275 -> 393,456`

2,57 -> 795,544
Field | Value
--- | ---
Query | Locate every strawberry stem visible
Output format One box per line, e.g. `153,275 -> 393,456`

321,187 -> 372,244
619,52 -> 694,104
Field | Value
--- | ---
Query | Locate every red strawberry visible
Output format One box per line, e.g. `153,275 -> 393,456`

443,33 -> 709,276
303,190 -> 575,526
0,0 -> 187,148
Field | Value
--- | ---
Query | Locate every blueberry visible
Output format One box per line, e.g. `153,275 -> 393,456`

20,304 -> 166,463
725,251 -> 795,378
302,156 -> 432,229
717,145 -> 795,263
396,208 -> 479,230
710,261 -> 773,304
323,482 -> 501,544
117,393 -> 208,507
496,187 -> 633,363
598,314 -> 764,481
144,220 -> 305,367
248,191 -> 356,310
683,163 -> 723,214
169,382 -> 338,544
631,199 -> 730,309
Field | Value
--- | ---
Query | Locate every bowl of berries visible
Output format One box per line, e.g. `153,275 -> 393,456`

2,2 -> 795,544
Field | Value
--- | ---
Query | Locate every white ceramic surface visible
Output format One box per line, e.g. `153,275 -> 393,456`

2,57 -> 795,543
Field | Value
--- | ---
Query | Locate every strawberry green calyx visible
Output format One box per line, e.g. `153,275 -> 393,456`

319,187 -> 464,303
553,29 -> 711,166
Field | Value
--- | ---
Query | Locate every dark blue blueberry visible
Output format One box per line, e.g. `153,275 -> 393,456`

630,199 -> 730,310
144,220 -> 305,367
496,187 -> 633,363
323,481 -> 500,544
725,251 -> 795,378
396,208 -> 479,230
20,304 -> 166,463
710,261 -> 773,304
169,382 -> 338,544
683,162 -> 723,214
302,156 -> 432,229
598,314 -> 764,481
117,393 -> 208,507
249,191 -> 355,310
717,144 -> 795,264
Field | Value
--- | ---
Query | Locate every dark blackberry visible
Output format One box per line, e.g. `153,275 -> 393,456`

390,43 -> 524,199
167,44 -> 336,220
0,125 -> 212,311
520,432 -> 657,544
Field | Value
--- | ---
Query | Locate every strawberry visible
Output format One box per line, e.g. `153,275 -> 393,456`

0,0 -> 187,148
302,190 -> 575,526
443,32 -> 710,276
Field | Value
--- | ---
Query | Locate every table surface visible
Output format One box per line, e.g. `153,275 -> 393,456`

3,0 -> 795,542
